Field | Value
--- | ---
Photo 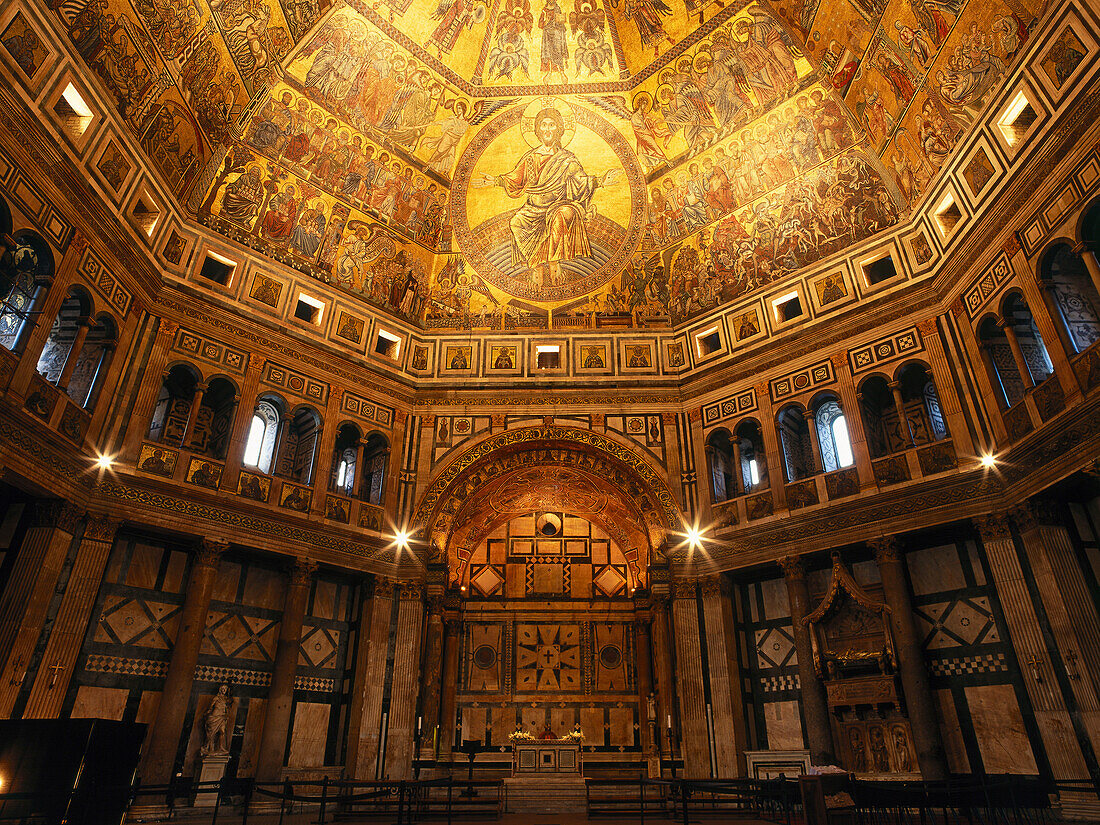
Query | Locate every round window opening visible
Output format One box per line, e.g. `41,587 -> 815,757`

598,644 -> 622,669
473,644 -> 498,670
536,513 -> 562,537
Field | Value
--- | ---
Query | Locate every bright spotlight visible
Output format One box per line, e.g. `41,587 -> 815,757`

93,453 -> 115,470
393,530 -> 409,549
979,453 -> 997,469
686,526 -> 702,549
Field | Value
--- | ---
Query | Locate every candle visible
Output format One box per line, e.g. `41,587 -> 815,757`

667,714 -> 671,729
417,716 -> 422,734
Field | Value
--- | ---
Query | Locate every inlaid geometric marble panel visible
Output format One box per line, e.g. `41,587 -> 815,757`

516,624 -> 581,692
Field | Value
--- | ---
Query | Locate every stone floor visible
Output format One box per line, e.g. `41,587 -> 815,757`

138,814 -> 784,824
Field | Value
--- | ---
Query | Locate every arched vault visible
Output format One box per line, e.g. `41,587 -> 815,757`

411,426 -> 683,586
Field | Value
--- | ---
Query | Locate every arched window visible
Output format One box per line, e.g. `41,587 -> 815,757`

243,398 -> 281,473
896,362 -> 948,444
978,316 -> 1026,408
813,397 -> 853,472
706,428 -> 737,502
361,433 -> 389,504
858,376 -> 894,458
777,405 -> 814,482
734,419 -> 767,491
36,288 -> 91,384
274,406 -> 322,484
1041,240 -> 1100,354
67,313 -> 117,410
331,423 -> 362,496
149,364 -> 201,445
0,233 -> 53,352
188,377 -> 238,460
1004,294 -> 1053,385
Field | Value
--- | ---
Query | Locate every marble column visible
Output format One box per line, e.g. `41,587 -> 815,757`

384,583 -> 425,778
918,317 -> 976,457
1013,502 -> 1100,761
438,618 -> 462,761
120,320 -> 180,462
179,382 -> 207,449
139,538 -> 228,786
999,319 -> 1035,389
417,594 -> 445,759
633,614 -> 655,758
701,575 -> 748,777
780,555 -> 835,765
22,515 -> 120,718
672,581 -> 710,776
888,381 -> 913,446
346,578 -> 394,780
871,537 -> 948,780
54,316 -> 92,392
254,557 -> 316,784
1074,241 -> 1100,300
649,589 -> 675,759
975,515 -> 1095,816
0,501 -> 83,716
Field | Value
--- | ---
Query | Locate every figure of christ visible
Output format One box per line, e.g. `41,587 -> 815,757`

472,107 -> 621,285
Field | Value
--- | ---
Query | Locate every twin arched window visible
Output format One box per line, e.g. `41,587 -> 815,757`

859,364 -> 947,458
0,232 -> 52,352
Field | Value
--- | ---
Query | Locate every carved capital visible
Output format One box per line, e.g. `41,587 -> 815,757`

445,618 -> 462,636
661,412 -> 677,425
1013,499 -> 1062,533
650,592 -> 670,610
160,320 -> 180,339
778,554 -> 805,581
830,352 -> 848,375
196,538 -> 230,567
688,408 -> 702,422
491,413 -> 507,428
949,297 -> 967,319
83,514 -> 121,543
245,357 -> 265,376
394,410 -> 407,427
399,581 -> 424,601
917,317 -> 938,337
671,580 -> 697,600
632,617 -> 652,636
974,514 -> 1012,543
30,500 -> 84,534
289,557 -> 317,586
700,575 -> 723,597
374,577 -> 396,598
422,415 -> 436,429
1003,234 -> 1022,258
869,535 -> 903,564
427,594 -> 445,615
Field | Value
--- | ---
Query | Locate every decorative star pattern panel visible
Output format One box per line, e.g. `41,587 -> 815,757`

516,624 -> 582,692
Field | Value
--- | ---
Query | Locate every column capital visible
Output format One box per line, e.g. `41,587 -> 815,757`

632,616 -> 652,635
398,581 -> 424,601
374,577 -> 395,598
650,592 -> 670,609
196,538 -> 230,567
917,317 -> 938,337
869,535 -> 904,563
699,575 -> 726,597
1012,499 -> 1062,533
445,618 -> 462,636
426,594 -> 445,615
671,580 -> 697,600
83,514 -> 121,543
778,554 -> 805,581
289,557 -> 317,586
974,514 -> 1012,543
30,500 -> 84,533
160,321 -> 180,338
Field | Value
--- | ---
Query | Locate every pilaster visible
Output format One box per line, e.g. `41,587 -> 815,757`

671,579 -> 709,776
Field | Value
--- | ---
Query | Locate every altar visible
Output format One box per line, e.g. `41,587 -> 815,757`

511,741 -> 582,776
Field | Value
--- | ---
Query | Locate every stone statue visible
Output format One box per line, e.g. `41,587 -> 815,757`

646,692 -> 657,721
200,684 -> 232,755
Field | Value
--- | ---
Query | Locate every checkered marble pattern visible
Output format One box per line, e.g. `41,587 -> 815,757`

929,653 -> 1008,677
84,655 -> 336,691
761,674 -> 800,693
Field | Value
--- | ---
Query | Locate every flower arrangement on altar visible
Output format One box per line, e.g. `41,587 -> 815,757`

563,724 -> 585,743
508,727 -> 535,742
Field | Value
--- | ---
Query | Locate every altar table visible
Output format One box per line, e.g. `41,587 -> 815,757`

511,741 -> 582,776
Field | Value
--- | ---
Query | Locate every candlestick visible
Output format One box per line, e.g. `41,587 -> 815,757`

666,714 -> 671,729
417,715 -> 422,734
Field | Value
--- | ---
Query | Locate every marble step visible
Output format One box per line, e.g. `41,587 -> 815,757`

503,777 -> 588,813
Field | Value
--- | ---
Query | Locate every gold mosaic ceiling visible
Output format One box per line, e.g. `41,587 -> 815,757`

50,0 -> 1046,329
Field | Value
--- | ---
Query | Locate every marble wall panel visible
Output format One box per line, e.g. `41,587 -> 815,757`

288,701 -> 331,767
581,707 -> 605,744
609,708 -> 635,748
966,684 -> 1038,774
764,700 -> 804,749
935,689 -> 970,774
761,579 -> 791,621
239,697 -> 266,778
212,561 -> 242,602
907,544 -> 967,595
242,566 -> 287,609
70,685 -> 127,719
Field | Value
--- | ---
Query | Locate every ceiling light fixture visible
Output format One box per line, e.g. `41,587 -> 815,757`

980,453 -> 997,468
393,530 -> 409,549
93,453 -> 115,470
686,526 -> 702,550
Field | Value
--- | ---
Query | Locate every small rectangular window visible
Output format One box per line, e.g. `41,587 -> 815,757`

696,328 -> 721,356
294,293 -> 324,326
934,194 -> 963,238
54,83 -> 94,139
774,292 -> 803,323
199,253 -> 235,286
863,254 -> 898,286
375,330 -> 401,360
536,345 -> 560,369
997,91 -> 1037,147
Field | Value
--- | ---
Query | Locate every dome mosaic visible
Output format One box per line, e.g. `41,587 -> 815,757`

48,0 -> 1045,329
